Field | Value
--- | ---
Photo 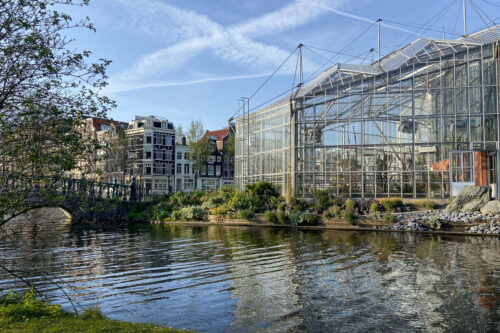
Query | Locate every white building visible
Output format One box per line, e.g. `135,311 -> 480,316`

174,137 -> 196,192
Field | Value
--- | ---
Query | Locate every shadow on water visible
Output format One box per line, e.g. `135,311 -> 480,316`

1,218 -> 500,332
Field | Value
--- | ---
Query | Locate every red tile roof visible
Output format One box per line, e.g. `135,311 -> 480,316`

205,128 -> 229,141
205,128 -> 230,151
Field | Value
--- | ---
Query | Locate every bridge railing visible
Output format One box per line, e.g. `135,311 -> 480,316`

0,174 -> 140,202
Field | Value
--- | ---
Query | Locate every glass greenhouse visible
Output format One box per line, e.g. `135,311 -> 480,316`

235,26 -> 500,199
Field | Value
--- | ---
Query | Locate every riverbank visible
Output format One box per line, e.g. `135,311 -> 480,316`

153,211 -> 500,237
0,290 -> 189,333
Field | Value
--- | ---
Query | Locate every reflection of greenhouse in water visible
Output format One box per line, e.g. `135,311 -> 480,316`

235,26 -> 500,198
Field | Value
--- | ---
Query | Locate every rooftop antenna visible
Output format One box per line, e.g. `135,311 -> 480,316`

442,26 -> 446,39
377,18 -> 382,64
463,0 -> 467,36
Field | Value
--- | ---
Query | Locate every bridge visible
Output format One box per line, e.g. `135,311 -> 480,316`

1,175 -> 145,224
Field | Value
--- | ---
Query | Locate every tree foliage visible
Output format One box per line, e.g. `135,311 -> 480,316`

186,119 -> 212,179
0,0 -> 114,224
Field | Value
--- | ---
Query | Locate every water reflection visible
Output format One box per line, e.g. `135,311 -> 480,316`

1,215 -> 500,332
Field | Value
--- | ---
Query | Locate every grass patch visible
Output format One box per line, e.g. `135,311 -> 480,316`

0,290 -> 188,333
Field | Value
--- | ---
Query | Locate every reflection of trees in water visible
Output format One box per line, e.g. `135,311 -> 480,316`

1,222 -> 500,331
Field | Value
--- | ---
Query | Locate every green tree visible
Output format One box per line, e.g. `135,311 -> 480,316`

0,0 -> 114,225
186,119 -> 212,186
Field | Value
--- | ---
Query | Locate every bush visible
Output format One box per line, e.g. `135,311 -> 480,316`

314,189 -> 333,212
416,198 -> 437,210
300,212 -> 320,225
209,205 -> 230,215
378,197 -> 403,211
368,211 -> 382,221
429,214 -> 442,230
238,209 -> 254,219
340,209 -> 355,225
344,199 -> 356,212
369,202 -> 380,213
0,289 -> 64,320
171,210 -> 182,221
264,211 -> 279,223
382,212 -> 396,224
180,206 -> 205,221
150,204 -> 172,221
277,211 -> 289,224
289,212 -> 302,226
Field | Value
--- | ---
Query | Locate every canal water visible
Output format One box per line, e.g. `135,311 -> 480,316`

1,210 -> 500,332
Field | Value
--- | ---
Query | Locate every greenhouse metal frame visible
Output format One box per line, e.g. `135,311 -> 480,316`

235,26 -> 500,199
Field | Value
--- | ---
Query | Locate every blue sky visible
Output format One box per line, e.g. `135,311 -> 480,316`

68,0 -> 500,131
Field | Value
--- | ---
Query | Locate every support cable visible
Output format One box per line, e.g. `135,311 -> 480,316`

478,0 -> 500,9
248,46 -> 299,100
228,46 -> 299,121
303,21 -> 376,83
468,0 -> 499,40
383,19 -> 463,37
394,0 -> 459,49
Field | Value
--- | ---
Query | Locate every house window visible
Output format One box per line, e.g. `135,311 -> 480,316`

145,166 -> 151,175
217,156 -> 222,162
201,166 -> 207,175
208,156 -> 215,164
146,136 -> 152,144
184,164 -> 190,174
177,164 -> 182,173
208,165 -> 214,176
185,153 -> 190,160
184,179 -> 194,190
177,152 -> 182,160
146,151 -> 152,159
216,166 -> 221,176
153,121 -> 161,128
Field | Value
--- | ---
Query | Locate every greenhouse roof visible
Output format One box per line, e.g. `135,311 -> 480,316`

294,25 -> 500,99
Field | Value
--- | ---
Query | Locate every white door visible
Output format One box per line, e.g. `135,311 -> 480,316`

450,151 -> 475,197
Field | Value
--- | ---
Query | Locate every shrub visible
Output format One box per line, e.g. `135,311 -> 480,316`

246,181 -> 279,199
369,202 -> 380,213
150,204 -> 172,221
382,212 -> 396,224
416,198 -> 437,210
368,211 -> 382,221
238,209 -> 254,219
429,214 -> 442,230
340,209 -> 355,225
277,211 -> 289,224
289,212 -> 302,226
344,199 -> 356,212
180,206 -> 206,221
171,210 -> 182,221
378,197 -> 403,211
327,205 -> 341,218
264,211 -> 279,223
209,205 -> 230,215
0,289 -> 64,320
314,189 -> 333,212
300,212 -> 320,225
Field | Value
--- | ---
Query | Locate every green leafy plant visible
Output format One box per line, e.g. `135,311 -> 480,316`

300,212 -> 320,225
344,199 -> 356,212
416,198 -> 437,210
378,197 -> 404,211
382,212 -> 396,224
340,209 -> 355,225
238,209 -> 254,219
429,214 -> 442,230
264,211 -> 279,223
289,212 -> 302,226
277,211 -> 289,224
369,202 -> 380,213
314,189 -> 333,212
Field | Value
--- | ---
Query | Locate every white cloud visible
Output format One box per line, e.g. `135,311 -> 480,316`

108,0 -> 346,93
